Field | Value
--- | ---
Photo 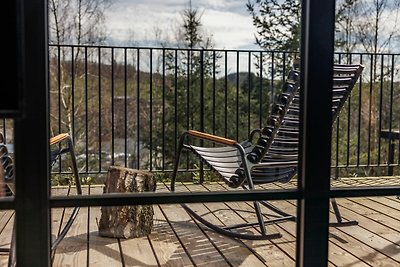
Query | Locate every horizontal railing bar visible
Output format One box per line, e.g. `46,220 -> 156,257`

51,189 -> 301,207
49,185 -> 400,208
3,184 -> 398,209
48,44 -> 297,54
0,198 -> 15,209
331,186 -> 400,198
48,44 -> 400,56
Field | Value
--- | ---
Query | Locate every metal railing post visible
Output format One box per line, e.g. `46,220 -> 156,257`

199,49 -> 205,183
388,142 -> 394,176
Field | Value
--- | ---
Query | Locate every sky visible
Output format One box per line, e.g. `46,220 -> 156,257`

105,0 -> 259,50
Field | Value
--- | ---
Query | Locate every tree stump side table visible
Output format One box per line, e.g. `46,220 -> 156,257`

98,166 -> 156,238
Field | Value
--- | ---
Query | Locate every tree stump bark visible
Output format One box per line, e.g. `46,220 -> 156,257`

98,166 -> 156,238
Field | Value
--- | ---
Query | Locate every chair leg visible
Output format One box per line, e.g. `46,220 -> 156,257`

51,135 -> 82,250
253,201 -> 267,236
241,175 -> 269,236
259,200 -> 296,223
171,133 -> 186,192
182,204 -> 281,240
242,163 -> 285,238
330,198 -> 358,227
67,138 -> 82,195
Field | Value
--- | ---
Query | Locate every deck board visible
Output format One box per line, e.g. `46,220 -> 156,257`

148,204 -> 194,267
52,187 -> 89,266
149,182 -> 195,266
182,184 -> 269,267
174,183 -> 258,266
0,211 -> 13,266
206,183 -> 296,267
252,196 -> 373,267
119,223 -> 159,267
88,186 -> 123,267
0,176 -> 399,266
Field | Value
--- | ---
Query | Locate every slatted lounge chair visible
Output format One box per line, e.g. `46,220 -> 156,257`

0,132 -> 82,264
171,64 -> 364,240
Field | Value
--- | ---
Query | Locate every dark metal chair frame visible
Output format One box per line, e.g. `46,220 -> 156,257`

171,64 -> 364,240
0,133 -> 82,266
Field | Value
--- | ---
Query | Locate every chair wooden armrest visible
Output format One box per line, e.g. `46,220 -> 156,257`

50,133 -> 70,146
187,130 -> 237,146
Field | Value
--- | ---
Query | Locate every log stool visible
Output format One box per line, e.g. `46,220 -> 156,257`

98,166 -> 156,238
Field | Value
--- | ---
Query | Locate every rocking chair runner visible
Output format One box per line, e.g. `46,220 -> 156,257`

0,132 -> 82,265
171,64 -> 364,240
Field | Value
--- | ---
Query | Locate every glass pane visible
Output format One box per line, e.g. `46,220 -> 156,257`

329,1 -> 400,265
0,120 -> 15,265
328,195 -> 400,266
48,0 -> 302,265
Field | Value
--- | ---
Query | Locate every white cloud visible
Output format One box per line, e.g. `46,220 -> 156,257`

192,0 -> 245,11
105,0 -> 258,49
201,9 -> 256,49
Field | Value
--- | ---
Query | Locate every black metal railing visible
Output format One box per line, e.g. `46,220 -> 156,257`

2,45 -> 399,180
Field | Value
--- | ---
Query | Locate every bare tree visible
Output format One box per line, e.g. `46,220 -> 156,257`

335,0 -> 400,175
336,0 -> 400,54
354,0 -> 400,170
48,0 -> 112,45
336,0 -> 360,53
48,0 -> 113,140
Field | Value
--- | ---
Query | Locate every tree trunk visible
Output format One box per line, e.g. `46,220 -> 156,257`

98,166 -> 156,238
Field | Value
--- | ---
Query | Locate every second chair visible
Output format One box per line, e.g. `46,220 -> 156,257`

171,63 -> 364,240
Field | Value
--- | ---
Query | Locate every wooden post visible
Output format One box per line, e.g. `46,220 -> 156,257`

98,166 -> 156,238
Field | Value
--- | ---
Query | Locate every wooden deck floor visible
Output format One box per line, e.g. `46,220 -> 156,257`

0,176 -> 399,266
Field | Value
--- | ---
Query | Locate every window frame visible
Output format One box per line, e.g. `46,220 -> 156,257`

4,0 -> 399,266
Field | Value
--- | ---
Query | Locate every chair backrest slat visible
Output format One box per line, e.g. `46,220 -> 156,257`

229,64 -> 364,187
265,64 -> 363,182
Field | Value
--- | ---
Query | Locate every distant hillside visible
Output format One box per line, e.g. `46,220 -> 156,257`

226,72 -> 257,86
